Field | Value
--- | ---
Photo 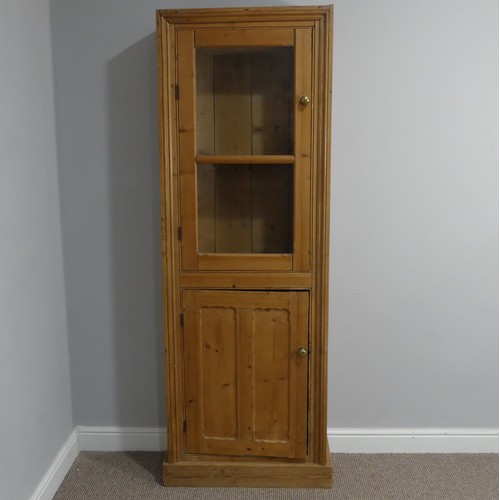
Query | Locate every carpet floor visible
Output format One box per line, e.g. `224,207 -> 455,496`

53,452 -> 498,499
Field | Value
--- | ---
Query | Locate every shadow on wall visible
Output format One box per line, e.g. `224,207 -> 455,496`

106,33 -> 166,429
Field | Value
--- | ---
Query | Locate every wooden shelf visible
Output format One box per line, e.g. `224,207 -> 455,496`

196,155 -> 295,164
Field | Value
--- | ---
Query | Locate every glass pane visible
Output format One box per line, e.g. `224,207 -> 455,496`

196,47 -> 294,155
197,164 -> 293,253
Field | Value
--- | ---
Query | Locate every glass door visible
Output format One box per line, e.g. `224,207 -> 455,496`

177,28 -> 312,271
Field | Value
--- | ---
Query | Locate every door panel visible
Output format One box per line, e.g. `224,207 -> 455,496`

200,306 -> 238,439
183,290 -> 309,459
253,307 -> 290,442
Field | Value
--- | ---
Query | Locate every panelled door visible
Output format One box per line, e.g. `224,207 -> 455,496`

183,290 -> 309,459
176,27 -> 313,271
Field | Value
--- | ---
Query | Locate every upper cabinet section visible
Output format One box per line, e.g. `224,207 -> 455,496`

157,7 -> 332,272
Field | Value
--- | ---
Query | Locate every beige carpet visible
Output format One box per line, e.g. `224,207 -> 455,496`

54,452 -> 498,499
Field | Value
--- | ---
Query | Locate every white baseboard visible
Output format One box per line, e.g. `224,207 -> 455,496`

30,428 -> 79,500
78,426 -> 499,454
329,428 -> 499,453
31,426 -> 498,499
78,426 -> 167,452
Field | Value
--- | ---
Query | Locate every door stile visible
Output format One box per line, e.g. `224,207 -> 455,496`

288,292 -> 309,458
183,289 -> 202,454
293,29 -> 313,272
177,30 -> 198,270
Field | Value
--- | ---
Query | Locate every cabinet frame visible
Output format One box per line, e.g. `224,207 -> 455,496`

157,5 -> 333,488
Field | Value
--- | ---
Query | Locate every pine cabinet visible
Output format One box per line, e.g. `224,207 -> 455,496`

156,5 -> 333,488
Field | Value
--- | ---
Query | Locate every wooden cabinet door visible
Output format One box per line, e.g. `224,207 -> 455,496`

176,27 -> 312,272
183,290 -> 309,459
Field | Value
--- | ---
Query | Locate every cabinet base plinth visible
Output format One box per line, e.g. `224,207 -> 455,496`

162,453 -> 333,488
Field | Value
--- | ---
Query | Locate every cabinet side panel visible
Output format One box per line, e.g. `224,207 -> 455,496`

311,7 -> 333,465
157,14 -> 183,462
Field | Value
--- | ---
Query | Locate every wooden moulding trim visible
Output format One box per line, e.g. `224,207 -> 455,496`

157,15 -> 184,463
195,155 -> 295,165
312,5 -> 334,466
163,452 -> 333,488
179,272 -> 312,289
307,19 -> 319,466
176,21 -> 316,30
156,14 -> 175,462
157,6 -> 332,24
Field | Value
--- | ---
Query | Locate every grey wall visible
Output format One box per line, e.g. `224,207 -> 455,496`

0,1 -> 73,499
50,0 -> 498,429
330,0 -> 498,428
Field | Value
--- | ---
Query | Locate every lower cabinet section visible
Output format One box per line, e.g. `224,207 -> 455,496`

182,290 -> 309,459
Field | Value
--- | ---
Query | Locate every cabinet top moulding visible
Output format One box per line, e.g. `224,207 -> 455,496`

156,5 -> 333,24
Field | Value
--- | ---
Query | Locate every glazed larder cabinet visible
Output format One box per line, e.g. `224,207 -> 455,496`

156,5 -> 333,488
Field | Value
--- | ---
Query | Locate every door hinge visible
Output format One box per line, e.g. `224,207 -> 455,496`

183,419 -> 187,433
175,84 -> 179,100
180,313 -> 184,327
177,226 -> 182,241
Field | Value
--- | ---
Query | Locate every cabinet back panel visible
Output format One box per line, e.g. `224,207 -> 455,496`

197,164 -> 292,254
196,48 -> 293,156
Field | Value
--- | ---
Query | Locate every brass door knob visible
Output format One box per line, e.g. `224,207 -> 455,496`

297,346 -> 308,357
299,95 -> 311,105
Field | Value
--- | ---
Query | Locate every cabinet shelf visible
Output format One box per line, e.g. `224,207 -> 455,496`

196,155 -> 295,165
